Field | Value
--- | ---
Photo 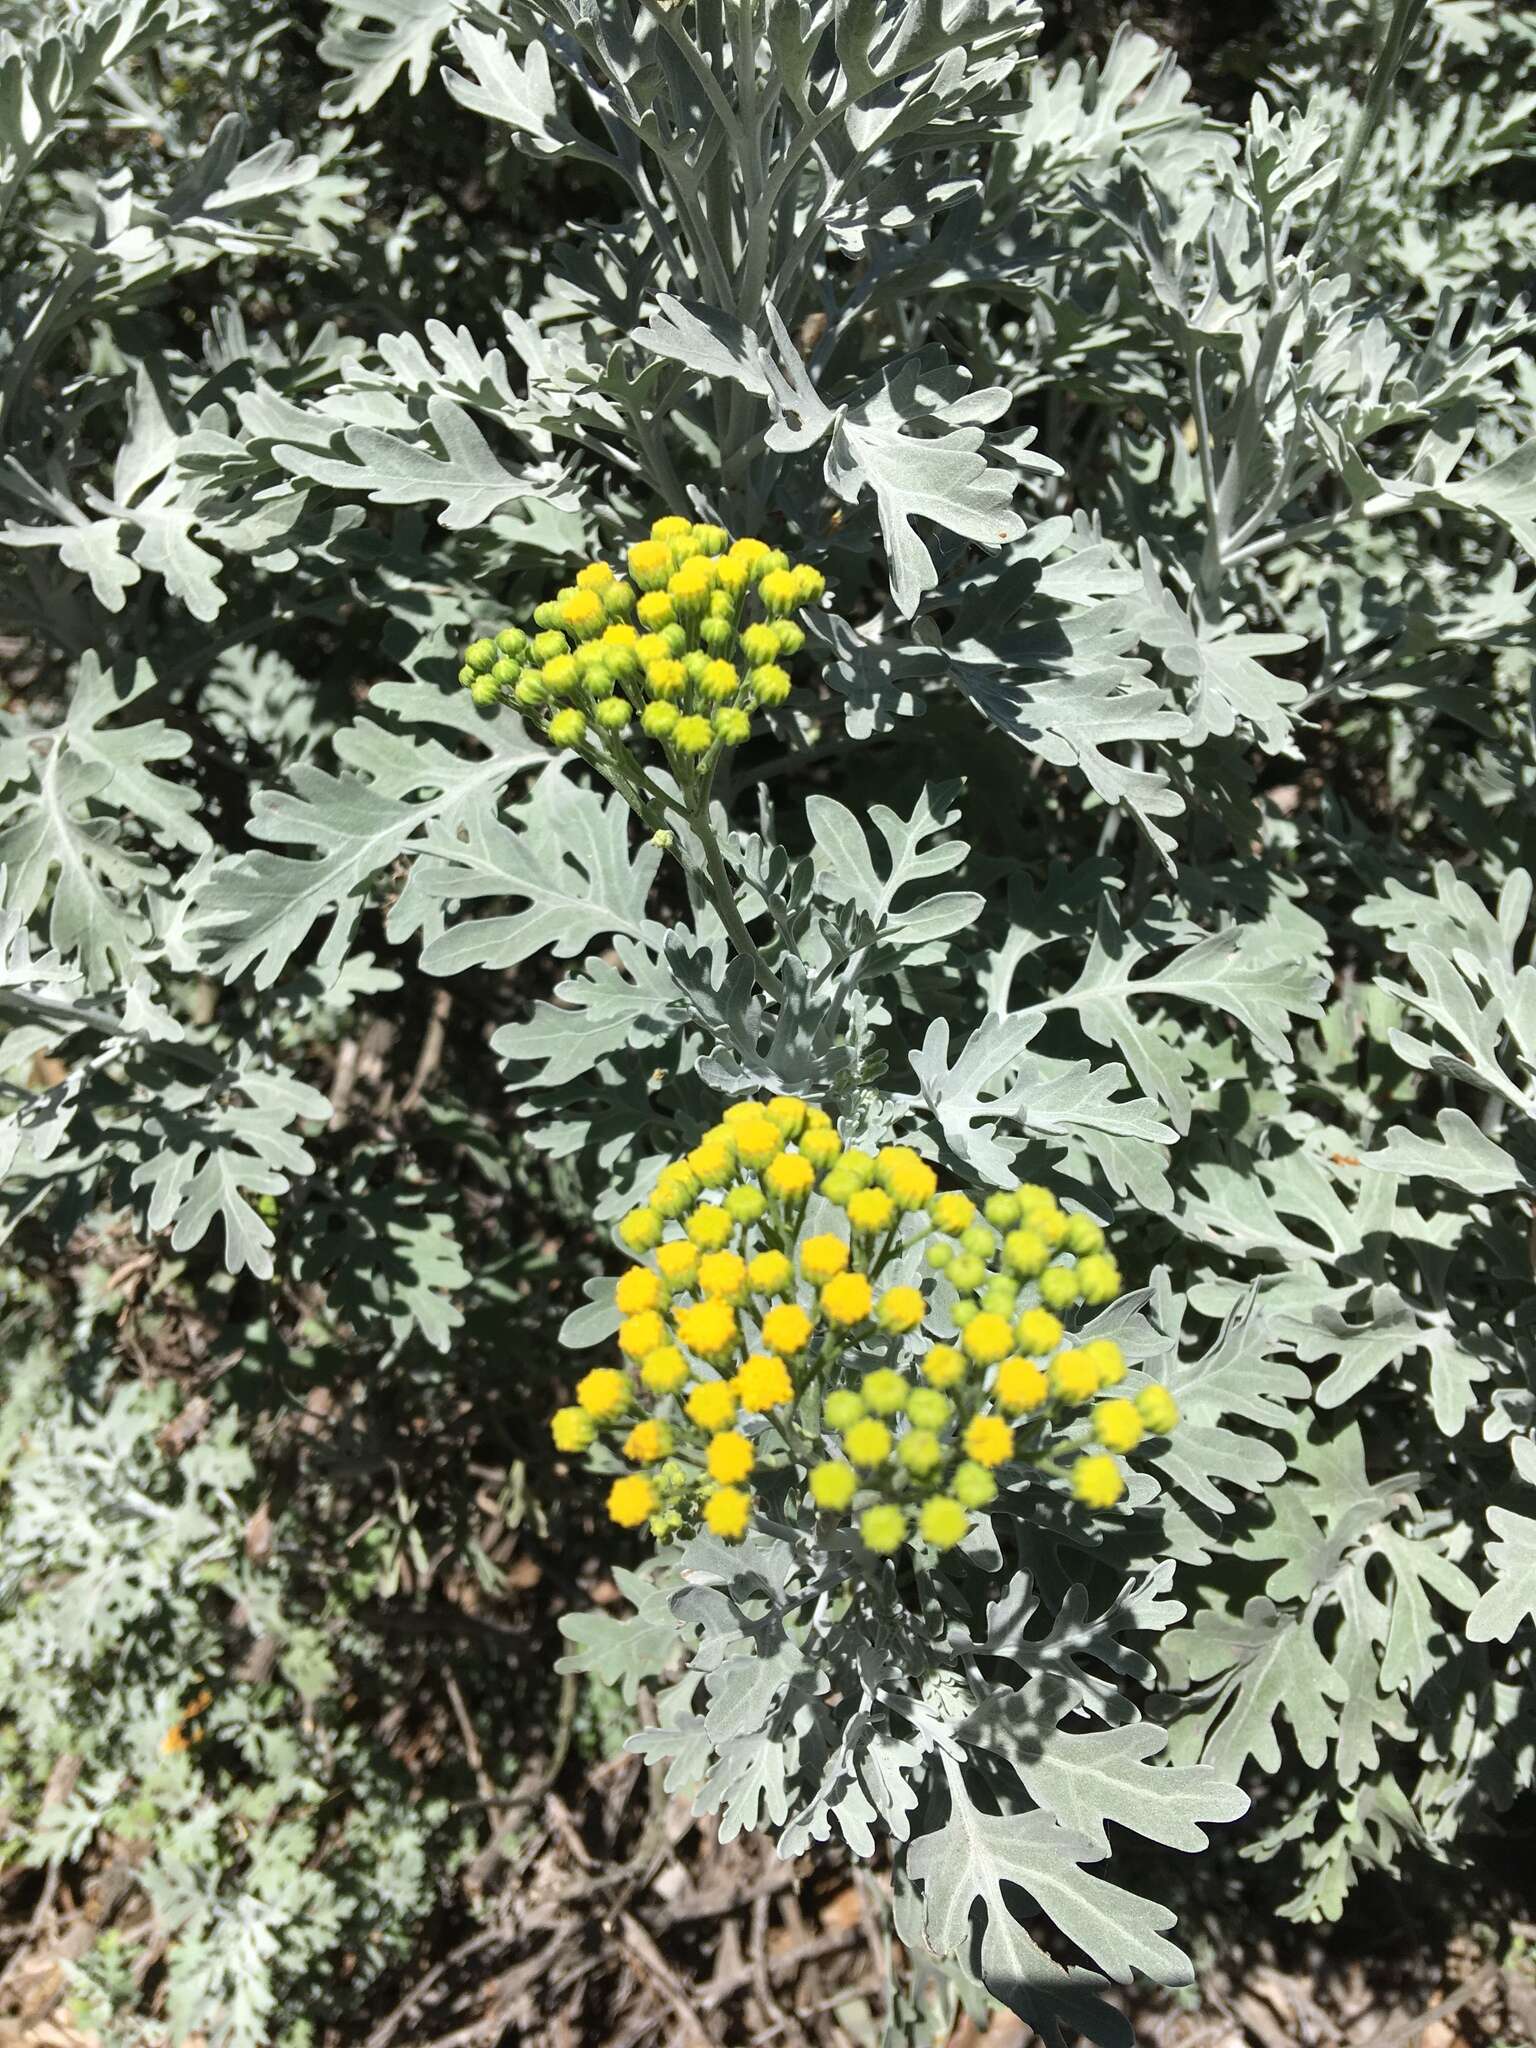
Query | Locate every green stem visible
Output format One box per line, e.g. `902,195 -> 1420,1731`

685,791 -> 785,1000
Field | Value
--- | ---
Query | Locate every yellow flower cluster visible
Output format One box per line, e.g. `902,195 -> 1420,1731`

459,518 -> 823,772
548,1100 -> 1179,1555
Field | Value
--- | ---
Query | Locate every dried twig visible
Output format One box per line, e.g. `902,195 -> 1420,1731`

1352,1960 -> 1504,2048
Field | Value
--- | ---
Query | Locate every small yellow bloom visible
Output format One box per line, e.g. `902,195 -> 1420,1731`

697,1250 -> 747,1299
922,1344 -> 966,1389
705,1486 -> 752,1541
800,1233 -> 849,1284
607,1474 -> 656,1527
746,1249 -> 793,1295
1072,1454 -> 1126,1510
1050,1350 -> 1099,1404
898,1428 -> 944,1478
876,1285 -> 925,1334
809,1460 -> 857,1511
1076,1253 -> 1122,1305
798,1127 -> 842,1169
618,1208 -> 663,1252
676,1298 -> 738,1361
685,1204 -> 734,1250
1093,1399 -> 1144,1454
1014,1308 -> 1064,1355
651,515 -> 693,541
614,1267 -> 665,1316
761,1302 -> 813,1355
844,1417 -> 893,1469
722,1100 -> 766,1125
765,1096 -> 808,1137
1003,1228 -> 1050,1278
651,1165 -> 697,1218
575,561 -> 615,591
765,1152 -> 815,1200
576,1367 -> 630,1421
552,1406 -> 596,1452
673,713 -> 713,755
861,1368 -> 909,1415
1039,1265 -> 1080,1311
860,1503 -> 907,1554
995,1356 -> 1049,1415
732,1117 -> 784,1169
656,1240 -> 699,1287
1137,1384 -> 1180,1435
1081,1338 -> 1126,1388
618,1311 -> 666,1360
875,1146 -> 937,1209
930,1191 -> 976,1235
1064,1214 -> 1105,1255
706,1430 -> 755,1484
624,1418 -> 673,1463
734,1353 -> 794,1410
686,1380 -> 738,1432
821,1272 -> 873,1327
640,1346 -> 690,1395
919,1496 -> 970,1550
560,589 -> 605,638
847,1187 -> 896,1235
952,1460 -> 997,1509
823,1389 -> 864,1431
628,539 -> 673,590
960,1313 -> 1013,1366
963,1414 -> 1015,1469
687,1138 -> 735,1188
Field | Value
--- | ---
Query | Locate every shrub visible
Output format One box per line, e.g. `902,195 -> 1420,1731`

2,0 -> 1533,2040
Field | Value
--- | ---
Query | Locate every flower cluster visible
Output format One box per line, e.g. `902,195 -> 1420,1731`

550,1099 -> 1180,1556
459,519 -> 822,779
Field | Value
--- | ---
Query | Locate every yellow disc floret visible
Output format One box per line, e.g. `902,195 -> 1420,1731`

960,1313 -> 1014,1366
963,1415 -> 1015,1469
746,1249 -> 793,1295
734,1353 -> 794,1410
686,1380 -> 738,1432
847,1187 -> 896,1235
576,1368 -> 630,1422
876,1286 -> 925,1334
1050,1350 -> 1099,1404
995,1356 -> 1049,1415
1072,1454 -> 1126,1509
919,1496 -> 970,1550
640,1346 -> 690,1395
707,1430 -> 755,1484
705,1486 -> 752,1541
809,1461 -> 857,1511
618,1311 -> 666,1360
697,1250 -> 747,1300
552,1406 -> 596,1452
1137,1384 -> 1180,1435
615,1267 -> 665,1316
761,1303 -> 813,1355
675,1298 -> 739,1361
800,1234 -> 849,1283
844,1417 -> 893,1470
1093,1399 -> 1144,1454
624,1418 -> 673,1464
821,1272 -> 873,1327
922,1344 -> 966,1390
608,1474 -> 657,1527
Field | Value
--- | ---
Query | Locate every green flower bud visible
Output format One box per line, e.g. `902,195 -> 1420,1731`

947,1252 -> 986,1293
699,615 -> 733,652
683,650 -> 710,684
951,1460 -> 997,1509
641,701 -> 678,737
772,619 -> 805,656
513,677 -> 547,709
595,697 -> 632,731
533,601 -> 564,631
469,673 -> 500,706
458,665 -> 476,689
906,1388 -> 952,1431
748,663 -> 791,706
531,630 -> 568,664
465,638 -> 497,674
495,627 -> 528,660
960,1225 -> 995,1258
661,623 -> 687,656
713,707 -> 751,746
491,656 -> 519,687
925,1239 -> 954,1270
